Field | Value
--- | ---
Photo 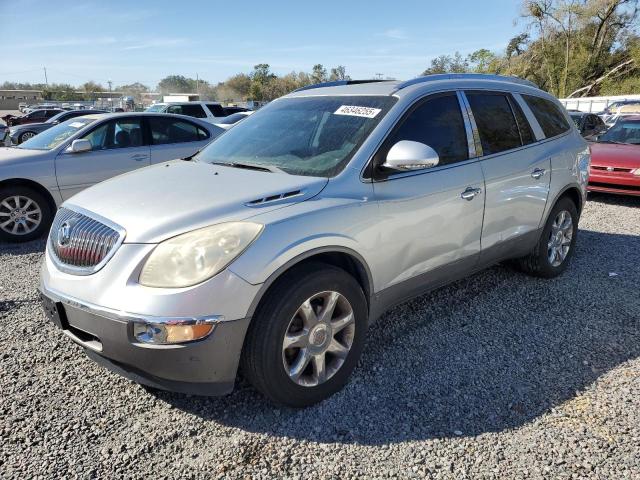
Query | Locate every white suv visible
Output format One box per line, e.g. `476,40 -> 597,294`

146,102 -> 245,124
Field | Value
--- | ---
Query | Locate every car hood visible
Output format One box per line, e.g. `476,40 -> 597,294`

590,142 -> 640,168
65,160 -> 329,243
0,146 -> 50,165
10,122 -> 49,132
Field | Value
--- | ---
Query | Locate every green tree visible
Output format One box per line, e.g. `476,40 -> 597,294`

311,64 -> 328,84
157,75 -> 197,94
329,65 -> 350,81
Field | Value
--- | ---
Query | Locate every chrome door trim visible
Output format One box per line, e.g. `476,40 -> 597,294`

457,91 -> 483,157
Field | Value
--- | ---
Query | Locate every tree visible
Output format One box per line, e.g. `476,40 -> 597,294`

224,73 -> 252,99
422,52 -> 470,75
329,65 -> 350,81
311,64 -> 328,84
249,64 -> 276,100
157,75 -> 196,94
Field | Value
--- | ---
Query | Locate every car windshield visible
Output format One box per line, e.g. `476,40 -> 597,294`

46,111 -> 71,124
146,104 -> 165,112
569,114 -> 582,127
18,117 -> 95,150
596,119 -> 640,145
195,95 -> 397,177
217,112 -> 249,125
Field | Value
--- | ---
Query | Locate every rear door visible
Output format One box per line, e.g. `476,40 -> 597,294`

55,116 -> 150,200
147,116 -> 213,164
462,90 -> 551,262
372,92 -> 486,294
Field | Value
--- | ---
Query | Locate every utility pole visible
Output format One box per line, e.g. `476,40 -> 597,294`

43,66 -> 48,86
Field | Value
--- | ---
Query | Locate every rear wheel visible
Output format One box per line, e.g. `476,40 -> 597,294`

241,263 -> 368,407
515,197 -> 578,278
0,186 -> 52,242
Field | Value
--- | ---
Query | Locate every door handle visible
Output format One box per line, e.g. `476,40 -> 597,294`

460,187 -> 482,201
131,154 -> 148,161
531,168 -> 546,180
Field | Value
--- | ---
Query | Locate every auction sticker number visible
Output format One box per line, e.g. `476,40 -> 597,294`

334,105 -> 382,119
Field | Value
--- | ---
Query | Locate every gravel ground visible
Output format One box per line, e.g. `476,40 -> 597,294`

1,193 -> 639,479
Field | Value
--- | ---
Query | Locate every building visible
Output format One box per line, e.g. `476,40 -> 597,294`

0,90 -> 43,109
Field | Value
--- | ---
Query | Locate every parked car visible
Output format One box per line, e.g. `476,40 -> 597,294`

2,108 -> 64,127
39,74 -> 589,407
598,101 -> 640,127
0,124 -> 8,146
588,115 -> 640,196
214,111 -> 253,130
569,111 -> 608,139
7,109 -> 109,145
23,104 -> 59,114
146,102 -> 248,123
0,113 -> 224,241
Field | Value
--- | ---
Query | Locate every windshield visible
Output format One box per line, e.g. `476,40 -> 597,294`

569,114 -> 582,127
46,111 -> 70,124
146,104 -> 166,112
195,95 -> 397,177
596,119 -> 640,145
217,112 -> 249,125
18,117 -> 94,150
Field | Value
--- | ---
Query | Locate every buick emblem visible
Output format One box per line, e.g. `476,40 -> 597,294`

58,221 -> 73,246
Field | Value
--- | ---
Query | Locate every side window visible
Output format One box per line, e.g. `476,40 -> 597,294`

207,104 -> 225,116
179,104 -> 208,118
384,93 -> 469,166
149,117 -> 208,144
466,92 -> 521,155
510,96 -> 535,145
166,105 -> 183,115
82,118 -> 144,150
523,95 -> 570,138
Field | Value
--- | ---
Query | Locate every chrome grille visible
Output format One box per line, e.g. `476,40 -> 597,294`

49,207 -> 124,274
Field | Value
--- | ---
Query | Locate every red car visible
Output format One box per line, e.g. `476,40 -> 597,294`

1,108 -> 64,127
588,115 -> 640,196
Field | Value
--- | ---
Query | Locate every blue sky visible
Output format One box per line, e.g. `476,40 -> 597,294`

1,0 -> 525,88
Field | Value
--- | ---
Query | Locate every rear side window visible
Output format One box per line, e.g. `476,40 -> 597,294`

466,92 -> 521,155
385,93 -> 468,166
166,104 -> 208,118
149,117 -> 209,144
207,104 -> 225,116
523,95 -> 570,138
510,97 -> 535,145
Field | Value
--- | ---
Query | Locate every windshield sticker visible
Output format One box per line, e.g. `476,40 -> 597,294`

334,105 -> 382,119
68,122 -> 86,128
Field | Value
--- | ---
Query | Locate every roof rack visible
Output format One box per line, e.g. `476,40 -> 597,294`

393,74 -> 539,92
293,79 -> 390,93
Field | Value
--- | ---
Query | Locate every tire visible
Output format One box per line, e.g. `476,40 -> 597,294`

241,262 -> 368,407
18,131 -> 36,144
0,186 -> 53,242
515,196 -> 579,278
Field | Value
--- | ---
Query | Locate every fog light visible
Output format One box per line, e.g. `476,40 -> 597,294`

132,320 -> 215,345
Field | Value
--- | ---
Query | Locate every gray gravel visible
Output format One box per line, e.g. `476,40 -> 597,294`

1,193 -> 639,479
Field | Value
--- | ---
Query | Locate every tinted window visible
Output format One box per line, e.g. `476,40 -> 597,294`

149,117 -> 208,144
207,104 -> 225,116
523,95 -> 570,138
511,97 -> 535,145
223,107 -> 248,115
385,94 -> 468,166
167,104 -> 207,118
466,92 -> 521,155
82,118 -> 144,150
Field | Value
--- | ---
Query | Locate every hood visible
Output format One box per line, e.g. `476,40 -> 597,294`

65,160 -> 329,243
0,147 -> 51,165
10,122 -> 49,132
590,142 -> 640,168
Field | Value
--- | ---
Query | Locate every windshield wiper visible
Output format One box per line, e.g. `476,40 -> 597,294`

210,161 -> 287,174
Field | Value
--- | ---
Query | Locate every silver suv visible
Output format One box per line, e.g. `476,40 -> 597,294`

40,75 -> 590,407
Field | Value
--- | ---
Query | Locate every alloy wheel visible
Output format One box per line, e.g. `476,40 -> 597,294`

0,195 -> 42,235
282,291 -> 355,387
547,210 -> 573,267
20,132 -> 36,142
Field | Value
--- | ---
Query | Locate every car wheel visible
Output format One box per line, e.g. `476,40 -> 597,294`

515,197 -> 579,278
241,262 -> 368,407
18,131 -> 36,143
0,186 -> 53,242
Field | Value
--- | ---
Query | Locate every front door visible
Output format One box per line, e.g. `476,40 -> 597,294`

55,117 -> 150,200
372,92 -> 485,298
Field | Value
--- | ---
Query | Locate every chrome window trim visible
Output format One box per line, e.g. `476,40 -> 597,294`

48,204 -> 126,276
457,91 -> 483,157
512,93 -> 546,141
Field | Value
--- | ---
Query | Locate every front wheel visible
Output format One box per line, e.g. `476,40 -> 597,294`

241,263 -> 368,407
515,197 -> 579,278
0,186 -> 52,242
18,131 -> 36,143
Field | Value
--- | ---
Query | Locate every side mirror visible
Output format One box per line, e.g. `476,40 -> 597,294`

382,140 -> 440,171
68,139 -> 92,153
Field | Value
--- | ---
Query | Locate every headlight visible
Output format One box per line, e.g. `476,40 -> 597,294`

139,222 -> 263,288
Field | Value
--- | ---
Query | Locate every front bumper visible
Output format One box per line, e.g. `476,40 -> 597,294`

40,286 -> 250,395
588,169 -> 640,196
